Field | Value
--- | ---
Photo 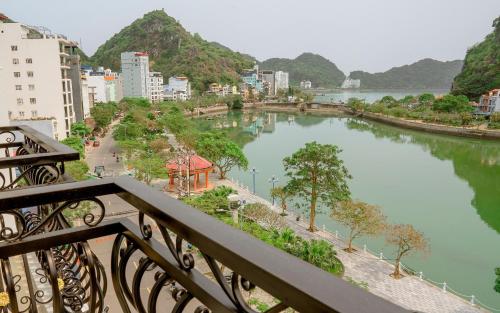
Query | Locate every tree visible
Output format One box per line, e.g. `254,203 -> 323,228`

90,102 -> 117,130
243,203 -> 286,230
347,98 -> 365,113
149,138 -> 169,153
129,152 -> 167,185
61,136 -> 85,157
283,142 -> 351,232
196,132 -> 248,179
385,224 -> 429,279
270,186 -> 292,215
330,200 -> 386,252
113,122 -> 144,141
432,94 -> 472,113
118,140 -> 146,159
71,122 -> 91,137
231,96 -> 244,110
418,93 -> 435,105
65,160 -> 90,181
494,267 -> 500,293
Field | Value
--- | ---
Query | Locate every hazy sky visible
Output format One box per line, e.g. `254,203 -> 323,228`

3,0 -> 499,73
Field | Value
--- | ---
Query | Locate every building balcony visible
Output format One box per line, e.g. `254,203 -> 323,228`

0,125 -> 409,313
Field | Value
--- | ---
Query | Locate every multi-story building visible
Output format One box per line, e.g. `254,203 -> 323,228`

164,76 -> 191,101
241,64 -> 264,93
0,21 -> 80,140
341,77 -> 361,89
259,70 -> 275,96
274,71 -> 289,94
121,51 -> 149,98
86,70 -> 107,103
148,72 -> 164,103
474,89 -> 500,116
300,80 -> 312,89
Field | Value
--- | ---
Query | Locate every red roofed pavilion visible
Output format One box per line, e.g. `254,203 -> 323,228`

166,155 -> 213,191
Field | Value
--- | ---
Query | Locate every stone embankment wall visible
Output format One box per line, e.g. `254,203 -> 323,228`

349,109 -> 500,140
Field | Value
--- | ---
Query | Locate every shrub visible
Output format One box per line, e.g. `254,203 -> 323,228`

387,107 -> 409,118
460,112 -> 473,126
491,112 -> 500,123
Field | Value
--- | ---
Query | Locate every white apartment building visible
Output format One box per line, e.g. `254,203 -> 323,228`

164,76 -> 191,101
148,72 -> 164,103
274,71 -> 289,94
0,22 -> 79,140
121,51 -> 149,99
86,72 -> 107,103
300,80 -> 312,89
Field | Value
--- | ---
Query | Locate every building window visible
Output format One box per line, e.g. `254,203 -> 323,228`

14,72 -> 21,78
28,84 -> 35,91
31,110 -> 37,118
69,106 -> 73,116
13,58 -> 19,64
17,98 -> 23,105
63,94 -> 67,105
19,111 -> 25,118
62,81 -> 66,92
64,107 -> 68,117
65,119 -> 69,130
30,98 -> 36,104
27,71 -> 34,78
26,58 -> 32,64
11,45 -> 18,51
15,85 -> 22,90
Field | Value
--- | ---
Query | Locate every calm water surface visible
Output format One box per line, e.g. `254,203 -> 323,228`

197,111 -> 500,308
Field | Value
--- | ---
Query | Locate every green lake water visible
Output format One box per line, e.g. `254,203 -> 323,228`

196,111 -> 500,308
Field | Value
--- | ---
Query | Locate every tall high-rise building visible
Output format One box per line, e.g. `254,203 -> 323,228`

274,71 -> 289,94
121,52 -> 149,98
0,22 -> 80,140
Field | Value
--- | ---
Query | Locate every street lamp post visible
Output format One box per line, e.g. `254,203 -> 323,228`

268,175 -> 279,205
250,167 -> 258,194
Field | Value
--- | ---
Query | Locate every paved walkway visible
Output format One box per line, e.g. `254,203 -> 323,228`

218,179 -> 486,313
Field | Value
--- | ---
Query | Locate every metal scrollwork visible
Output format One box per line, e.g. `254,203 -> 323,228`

13,198 -> 106,241
0,210 -> 26,241
158,224 -> 195,271
0,130 -> 16,143
139,212 -> 153,239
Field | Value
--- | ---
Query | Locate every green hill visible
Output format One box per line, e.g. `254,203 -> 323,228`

452,16 -> 500,100
349,58 -> 463,90
89,10 -> 253,91
259,53 -> 346,88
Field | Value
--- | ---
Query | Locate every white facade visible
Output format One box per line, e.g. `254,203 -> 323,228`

86,73 -> 107,103
164,76 -> 191,101
300,80 -> 312,89
0,22 -> 79,140
274,71 -> 289,94
81,80 -> 91,118
341,78 -> 361,89
148,72 -> 164,102
121,52 -> 149,98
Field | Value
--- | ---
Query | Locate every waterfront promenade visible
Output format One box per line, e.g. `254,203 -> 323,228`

85,120 -> 486,313
219,178 -> 486,313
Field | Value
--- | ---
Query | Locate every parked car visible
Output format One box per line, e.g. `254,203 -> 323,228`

93,140 -> 100,147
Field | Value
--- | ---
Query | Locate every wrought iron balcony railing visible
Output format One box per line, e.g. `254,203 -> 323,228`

0,125 -> 79,190
0,177 -> 409,313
